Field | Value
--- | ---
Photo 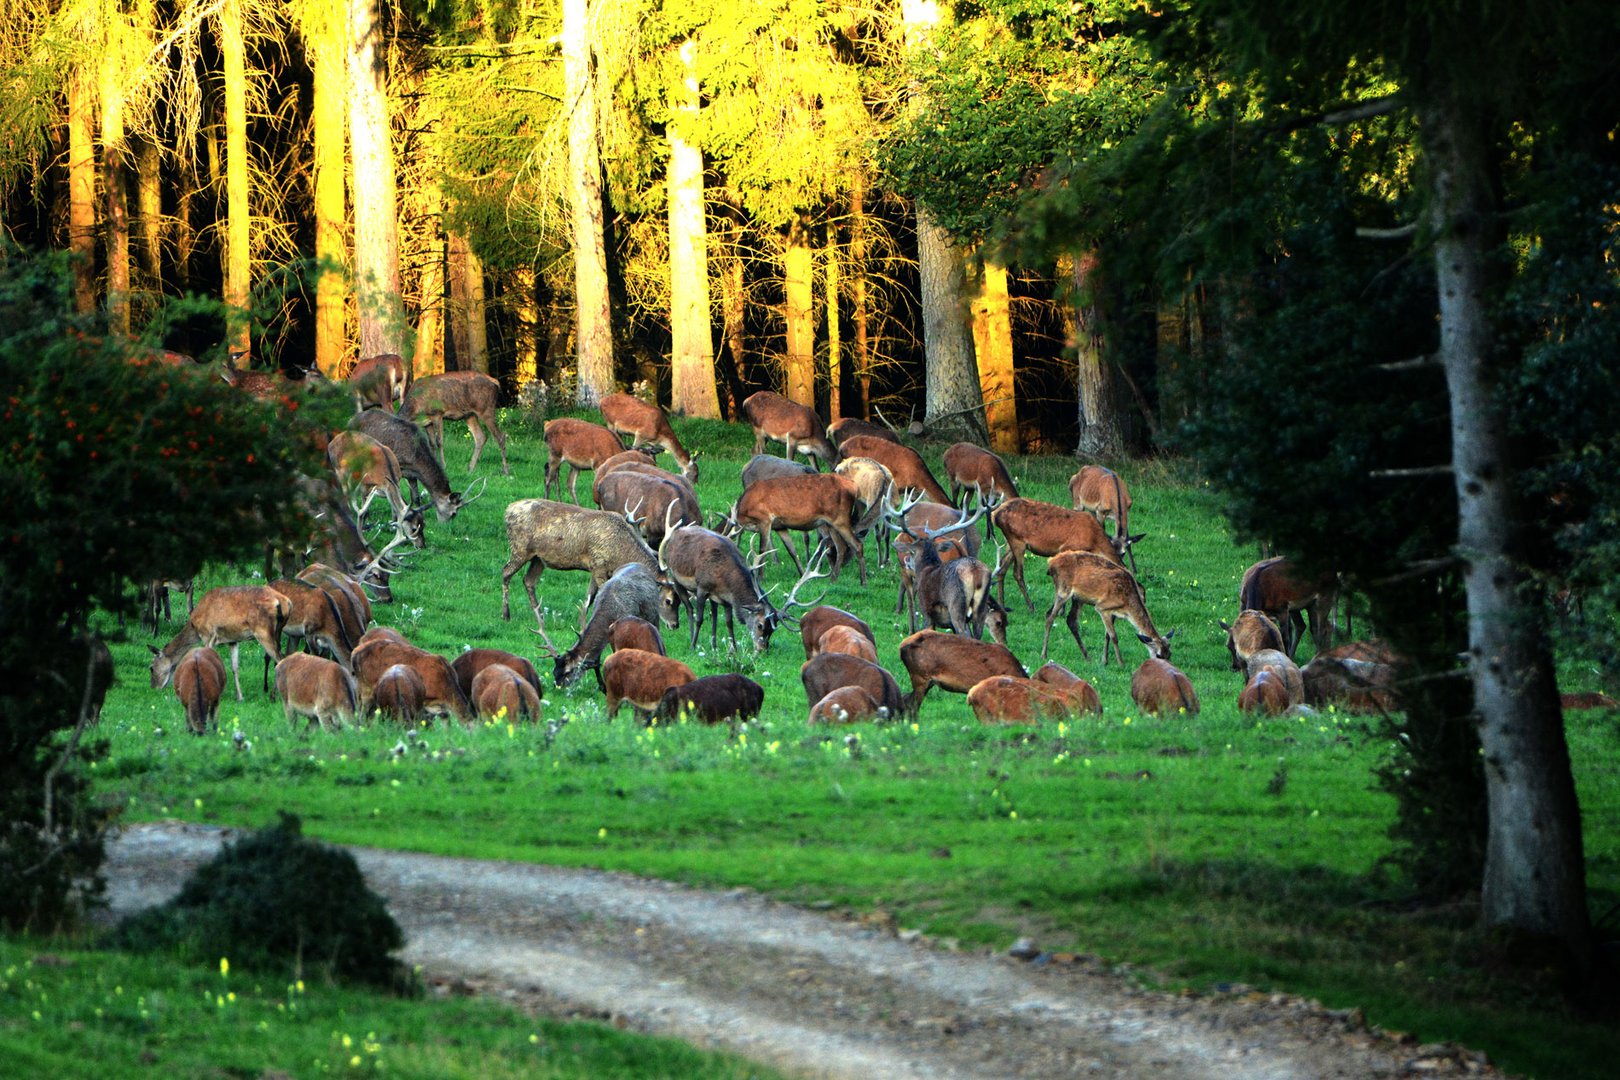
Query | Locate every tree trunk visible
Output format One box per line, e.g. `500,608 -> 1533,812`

917,205 -> 986,443
850,171 -> 871,418
98,45 -> 130,336
564,0 -> 614,406
825,223 -> 842,419
221,0 -> 250,356
718,197 -> 749,418
1422,90 -> 1589,962
413,180 -> 445,378
348,0 -> 404,358
666,39 -> 719,419
512,264 -> 539,388
68,70 -> 95,316
447,230 -> 472,369
784,217 -> 815,408
462,239 -> 488,374
1065,251 -> 1126,457
970,257 -> 1017,453
134,138 -> 162,295
311,0 -> 348,376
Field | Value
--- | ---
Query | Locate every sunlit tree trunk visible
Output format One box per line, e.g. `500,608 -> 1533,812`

134,138 -> 162,295
971,258 -> 1016,453
447,229 -> 472,368
461,238 -> 488,374
850,171 -> 871,417
413,180 -> 445,377
310,0 -> 348,375
512,264 -> 539,387
1064,251 -> 1125,456
174,161 -> 198,292
221,0 -> 251,356
825,223 -> 842,419
784,217 -> 815,407
68,69 -> 96,316
667,38 -> 719,418
94,43 -> 128,335
564,0 -> 614,405
718,197 -> 749,417
348,0 -> 403,357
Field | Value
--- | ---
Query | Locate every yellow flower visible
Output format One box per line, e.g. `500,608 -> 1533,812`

220,957 -> 230,977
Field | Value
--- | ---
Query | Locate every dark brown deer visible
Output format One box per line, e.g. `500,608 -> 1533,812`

327,430 -> 424,549
599,393 -> 699,482
727,472 -> 867,584
402,370 -> 510,476
1244,648 -> 1304,707
800,653 -> 905,718
1238,670 -> 1292,716
544,417 -> 629,503
371,663 -> 426,724
500,498 -> 660,628
893,501 -> 991,638
897,629 -> 1026,720
1129,658 -> 1200,717
347,352 -> 411,410
1301,641 -> 1401,712
143,576 -> 196,634
837,435 -> 952,506
472,663 -> 543,722
1042,551 -> 1173,665
943,443 -> 1019,521
173,647 -> 227,734
827,417 -> 900,449
221,354 -> 323,398
741,390 -> 837,468
602,649 -> 695,723
1070,465 -> 1134,572
150,586 -> 292,701
1238,556 -> 1337,660
451,649 -> 543,703
351,408 -> 467,523
297,563 -> 373,646
275,653 -> 357,731
658,521 -> 825,651
535,562 -> 676,688
890,501 -> 982,617
268,577 -> 356,668
595,469 -> 702,549
991,497 -> 1141,613
799,605 -> 875,661
1219,609 -> 1286,672
655,674 -> 765,726
608,616 -> 666,656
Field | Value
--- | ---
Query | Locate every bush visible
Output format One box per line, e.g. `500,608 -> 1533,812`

111,813 -> 412,992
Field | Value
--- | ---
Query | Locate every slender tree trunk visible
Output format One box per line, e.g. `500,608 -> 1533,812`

825,222 -> 842,419
512,264 -> 539,387
68,69 -> 96,316
917,205 -> 986,442
174,162 -> 198,293
221,0 -> 250,356
462,240 -> 488,374
850,171 -> 871,417
970,257 -> 1017,453
413,180 -> 445,377
718,197 -> 749,417
1064,251 -> 1126,456
311,0 -> 348,375
564,0 -> 614,405
447,230 -> 472,369
98,47 -> 129,336
784,217 -> 815,407
1422,91 -> 1589,962
134,138 -> 162,294
348,0 -> 403,358
667,39 -> 719,418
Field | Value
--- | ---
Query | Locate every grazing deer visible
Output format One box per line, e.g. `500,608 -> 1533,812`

837,435 -> 953,507
595,468 -> 701,548
500,498 -> 660,628
967,675 -> 1084,724
351,409 -> 468,524
741,390 -> 837,468
658,521 -> 825,652
1042,551 -> 1173,665
656,674 -> 765,726
543,418 -> 628,503
1238,670 -> 1292,716
1219,609 -> 1286,672
297,563 -> 373,646
402,370 -> 510,476
472,663 -> 543,722
535,562 -> 675,688
327,430 -> 425,550
897,629 -> 1027,720
727,472 -> 867,584
1033,661 -> 1103,715
599,393 -> 700,482
799,605 -> 875,661
150,586 -> 292,702
816,625 -> 879,663
173,647 -> 227,734
991,497 -> 1141,613
602,648 -> 696,723
827,417 -> 899,449
608,616 -> 666,657
808,686 -> 886,725
275,653 -> 357,731
800,653 -> 905,719
452,649 -> 543,703
143,576 -> 195,634
943,443 -> 1019,525
893,501 -> 992,638
1239,556 -> 1337,660
351,638 -> 474,723
1244,648 -> 1305,707
1129,658 -> 1200,717
371,663 -> 426,724
1301,641 -> 1401,712
268,577 -> 356,668
1070,465 -> 1134,572
348,353 -> 411,411
742,453 -> 814,490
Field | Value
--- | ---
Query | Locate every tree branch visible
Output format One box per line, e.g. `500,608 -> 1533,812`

1370,464 -> 1454,478
1376,354 -> 1440,372
1356,223 -> 1419,240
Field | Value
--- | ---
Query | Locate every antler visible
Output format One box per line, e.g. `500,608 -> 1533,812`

779,547 -> 831,616
919,502 -> 985,542
460,475 -> 490,506
531,610 -> 562,656
655,503 -> 680,572
623,496 -> 646,528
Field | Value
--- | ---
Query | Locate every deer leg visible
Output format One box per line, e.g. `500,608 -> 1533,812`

520,559 -> 547,627
1041,592 -> 1064,659
753,431 -> 766,455
777,526 -> 807,577
228,643 -> 245,702
465,417 -> 485,473
568,466 -> 583,505
544,458 -> 559,500
1099,611 -> 1122,667
689,589 -> 708,649
489,415 -> 510,476
1011,552 -> 1034,613
720,602 -> 735,651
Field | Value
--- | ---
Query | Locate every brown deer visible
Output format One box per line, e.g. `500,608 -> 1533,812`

890,501 -> 983,617
1244,648 -> 1305,707
594,468 -> 701,548
897,629 -> 1027,720
1070,465 -> 1134,572
351,638 -> 474,723
741,390 -> 837,468
1239,556 -> 1337,660
535,562 -> 676,688
451,649 -> 543,703
894,501 -> 992,638
1238,670 -> 1292,716
837,435 -> 952,506
808,685 -> 885,725
543,417 -> 624,503
658,521 -> 825,652
150,586 -> 292,702
275,653 -> 357,731
943,443 -> 1019,522
799,605 -> 875,661
602,648 -> 696,723
350,409 -> 467,524
741,453 -> 814,490
500,498 -> 660,628
727,472 -> 867,584
472,663 -> 543,722
967,675 -> 1084,724
371,663 -> 426,724
599,393 -> 699,482
827,417 -> 900,449
221,354 -> 322,398
327,430 -> 424,550
401,371 -> 510,475
608,616 -> 666,656
143,577 -> 195,634
991,497 -> 1141,613
1301,641 -> 1401,712
1033,661 -> 1103,715
816,625 -> 878,663
1219,609 -> 1286,672
1042,551 -> 1173,665
1129,658 -> 1200,717
800,653 -> 905,719
656,674 -> 765,726
173,647 -> 227,734
833,456 -> 895,565
348,353 -> 411,411
297,563 -> 373,647
268,577 -> 356,668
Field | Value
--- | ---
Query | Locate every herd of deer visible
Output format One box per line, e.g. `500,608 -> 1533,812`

140,361 -> 1399,738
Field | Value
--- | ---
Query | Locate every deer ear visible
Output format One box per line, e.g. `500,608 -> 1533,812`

1164,628 -> 1176,640
1126,532 -> 1147,545
1137,633 -> 1153,644
1218,619 -> 1231,631
148,645 -> 161,655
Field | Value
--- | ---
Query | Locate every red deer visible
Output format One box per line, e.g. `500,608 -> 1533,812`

1301,641 -> 1400,712
833,456 -> 894,565
1070,465 -> 1135,571
656,674 -> 765,726
741,453 -> 814,490
838,435 -> 952,507
348,352 -> 411,410
150,586 -> 292,702
500,498 -> 660,627
827,417 -> 899,449
351,409 -> 467,523
452,649 -> 543,703
372,663 -> 426,724
1239,556 -> 1337,660
967,675 -> 1085,724
608,616 -> 666,656
943,443 -> 1019,518
817,625 -> 879,663
1042,551 -> 1172,665
897,629 -> 1026,720
535,562 -> 676,688
1033,661 -> 1103,715
799,605 -> 875,661
891,501 -> 983,617
741,390 -> 837,468
728,473 -> 867,584
143,577 -> 195,635
543,418 -> 623,503
599,393 -> 699,482
1238,670 -> 1292,716
1130,658 -> 1200,717
402,370 -> 510,476
894,502 -> 993,639
800,653 -> 905,719
809,685 -> 885,725
1219,609 -> 1286,672
658,522 -> 824,652
173,647 -> 227,734
355,626 -> 411,649
594,467 -> 701,548
268,577 -> 355,668
351,638 -> 474,723
297,563 -> 373,646
221,354 -> 323,398
275,653 -> 357,731
1245,649 -> 1305,706
595,447 -> 660,477
472,663 -> 543,722
991,497 -> 1140,613
328,430 -> 424,549
602,648 -> 695,723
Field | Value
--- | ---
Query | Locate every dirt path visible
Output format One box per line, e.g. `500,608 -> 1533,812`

100,823 -> 1502,1079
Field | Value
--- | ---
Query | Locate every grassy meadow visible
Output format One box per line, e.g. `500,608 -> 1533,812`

20,408 -> 1617,1078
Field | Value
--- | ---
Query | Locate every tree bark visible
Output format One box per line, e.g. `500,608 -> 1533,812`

917,205 -> 986,443
825,222 -> 842,419
784,217 -> 815,407
1064,251 -> 1126,457
134,138 -> 162,295
564,0 -> 614,406
311,0 -> 348,376
971,257 -> 1017,453
221,0 -> 250,355
512,264 -> 539,388
462,238 -> 488,374
447,230 -> 472,369
1422,90 -> 1589,961
413,180 -> 445,378
98,43 -> 130,336
348,0 -> 404,358
68,69 -> 95,316
850,170 -> 871,418
667,39 -> 720,419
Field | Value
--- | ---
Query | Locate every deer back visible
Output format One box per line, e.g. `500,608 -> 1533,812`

827,417 -> 899,449
840,436 -> 951,506
808,685 -> 884,725
993,498 -> 1124,563
800,653 -> 904,717
472,663 -> 542,722
372,663 -> 426,723
1130,658 -> 1201,716
404,370 -> 497,424
545,417 -> 624,467
608,616 -> 666,656
602,649 -> 695,719
1221,609 -> 1285,671
453,649 -> 543,701
742,453 -> 814,490
799,605 -> 875,660
352,409 -> 459,520
656,674 -> 765,725
1239,670 -> 1292,716
943,443 -> 1018,502
173,647 -> 227,733
967,675 -> 1072,724
898,629 -> 1026,697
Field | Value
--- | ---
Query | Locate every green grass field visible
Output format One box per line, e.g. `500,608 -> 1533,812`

37,409 -> 1620,1078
